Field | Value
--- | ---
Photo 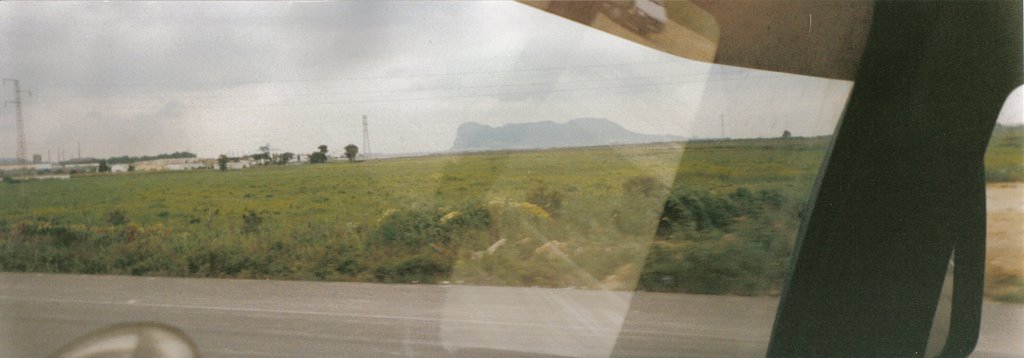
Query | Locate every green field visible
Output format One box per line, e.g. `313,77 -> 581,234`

2,128 -> 1021,300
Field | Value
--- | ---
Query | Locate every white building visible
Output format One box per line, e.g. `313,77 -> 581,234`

110,164 -> 130,173
226,159 -> 254,170
135,158 -> 211,171
165,162 -> 207,171
0,163 -> 54,173
60,163 -> 99,173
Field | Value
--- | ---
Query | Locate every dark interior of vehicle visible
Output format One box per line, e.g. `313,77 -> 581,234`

502,1 -> 1023,356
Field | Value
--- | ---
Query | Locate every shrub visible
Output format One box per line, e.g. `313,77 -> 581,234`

642,185 -> 799,295
373,253 -> 451,283
526,185 -> 563,217
107,210 -> 127,226
439,203 -> 491,232
371,208 -> 442,250
638,237 -> 787,296
623,176 -> 664,197
657,189 -> 736,236
613,195 -> 662,236
242,209 -> 263,234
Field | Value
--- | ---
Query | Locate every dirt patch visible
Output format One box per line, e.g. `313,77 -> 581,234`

986,183 -> 1024,302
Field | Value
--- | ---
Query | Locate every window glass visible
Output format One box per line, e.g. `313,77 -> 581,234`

0,2 -> 884,356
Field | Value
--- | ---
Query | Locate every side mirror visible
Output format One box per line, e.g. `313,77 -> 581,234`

51,322 -> 198,358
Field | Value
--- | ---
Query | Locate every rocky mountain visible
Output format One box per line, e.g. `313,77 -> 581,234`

451,118 -> 683,152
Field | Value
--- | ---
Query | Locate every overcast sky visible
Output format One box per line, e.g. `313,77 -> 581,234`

0,1 -> 1019,159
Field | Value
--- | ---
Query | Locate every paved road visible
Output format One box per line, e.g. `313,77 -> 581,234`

0,273 -> 1020,357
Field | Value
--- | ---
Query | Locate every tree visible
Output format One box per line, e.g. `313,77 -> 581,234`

344,144 -> 359,162
98,160 -> 111,173
309,145 -> 328,164
782,130 -> 792,138
252,152 -> 270,165
218,155 -> 229,171
309,152 -> 326,164
278,152 -> 295,165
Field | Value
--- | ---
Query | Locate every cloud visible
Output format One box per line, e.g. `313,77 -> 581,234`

29,101 -> 189,159
0,2 -> 853,158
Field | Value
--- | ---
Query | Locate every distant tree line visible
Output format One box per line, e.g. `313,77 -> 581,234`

213,143 -> 361,171
107,151 -> 197,164
309,144 -> 358,164
217,152 -> 297,171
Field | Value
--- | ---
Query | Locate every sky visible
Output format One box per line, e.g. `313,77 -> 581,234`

0,1 -> 1018,160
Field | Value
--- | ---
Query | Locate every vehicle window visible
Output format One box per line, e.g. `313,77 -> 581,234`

0,2 -> 1018,357
927,86 -> 1024,358
974,86 -> 1024,357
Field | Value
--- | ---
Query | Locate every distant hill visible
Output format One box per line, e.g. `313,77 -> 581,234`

451,118 -> 684,152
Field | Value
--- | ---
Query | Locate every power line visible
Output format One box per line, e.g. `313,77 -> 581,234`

84,73 -> 781,112
41,60 -> 692,89
99,71 -> 716,101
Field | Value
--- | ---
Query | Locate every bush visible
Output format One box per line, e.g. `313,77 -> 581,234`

641,185 -> 798,295
638,236 -> 788,296
623,176 -> 664,197
242,209 -> 263,234
657,189 -> 736,236
657,187 -> 790,238
107,210 -> 128,226
526,185 -> 563,217
370,208 -> 440,250
438,203 -> 491,233
373,253 -> 451,283
613,195 -> 663,236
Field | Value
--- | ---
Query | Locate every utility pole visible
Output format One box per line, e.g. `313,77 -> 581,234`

720,114 -> 726,139
3,79 -> 30,164
77,142 -> 81,159
362,114 -> 371,158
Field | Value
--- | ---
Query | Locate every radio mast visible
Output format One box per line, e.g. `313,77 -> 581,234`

362,115 -> 370,157
3,79 -> 30,164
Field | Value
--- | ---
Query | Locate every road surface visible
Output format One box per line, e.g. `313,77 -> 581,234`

0,273 -> 1020,357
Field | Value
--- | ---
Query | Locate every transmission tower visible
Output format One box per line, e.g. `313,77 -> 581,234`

3,79 -> 30,164
362,114 -> 371,157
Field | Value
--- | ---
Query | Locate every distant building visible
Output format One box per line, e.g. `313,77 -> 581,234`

135,158 -> 210,171
61,163 -> 99,173
110,164 -> 130,173
226,159 -> 254,170
13,174 -> 70,181
62,157 -> 99,165
32,154 -> 42,163
0,162 -> 54,175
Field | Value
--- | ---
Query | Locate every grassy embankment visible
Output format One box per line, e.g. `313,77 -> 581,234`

984,125 -> 1024,302
1,127 -> 1021,301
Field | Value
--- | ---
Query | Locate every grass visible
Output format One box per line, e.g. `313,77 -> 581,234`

1,127 -> 1021,301
986,125 -> 1024,182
